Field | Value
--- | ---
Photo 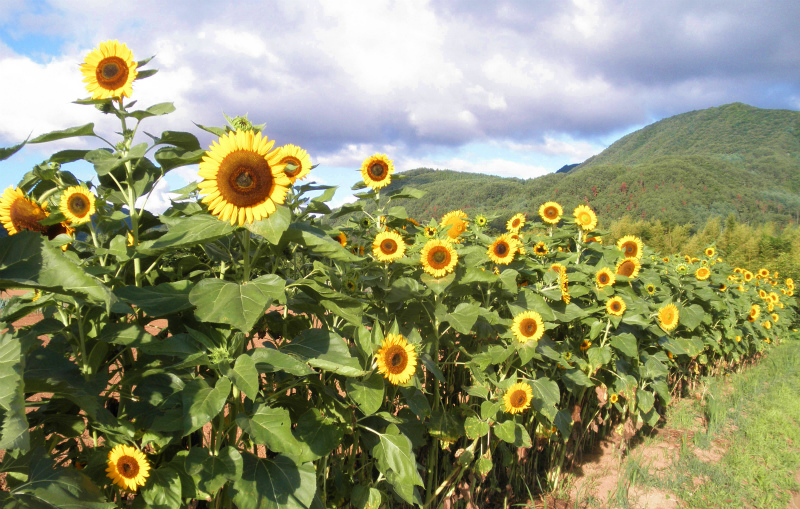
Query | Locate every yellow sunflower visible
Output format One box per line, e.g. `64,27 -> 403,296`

360,153 -> 394,190
197,130 -> 291,226
345,279 -> 358,292
609,394 -> 619,405
106,444 -> 150,491
595,268 -> 615,288
771,313 -> 779,323
646,284 -> 656,295
550,263 -> 565,275
420,239 -> 458,277
276,144 -> 312,184
573,205 -> 597,231
615,257 -> 641,279
373,231 -> 406,262
580,340 -> 592,351
705,247 -> 716,257
475,214 -> 488,227
503,382 -> 533,414
0,187 -> 48,235
768,292 -> 779,304
658,303 -> 680,332
748,304 -> 761,322
506,213 -> 525,232
560,271 -> 571,304
59,186 -> 96,225
335,231 -> 347,247
695,267 -> 711,281
539,201 -> 563,225
487,234 -> 518,265
375,333 -> 417,385
759,289 -> 768,299
743,270 -> 754,282
81,40 -> 138,100
617,235 -> 644,259
440,210 -> 468,242
424,226 -> 437,238
512,311 -> 544,343
758,268 -> 770,278
533,241 -> 548,256
606,296 -> 626,316
762,320 -> 772,330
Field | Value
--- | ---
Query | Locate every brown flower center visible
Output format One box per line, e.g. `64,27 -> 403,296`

494,242 -> 509,256
381,239 -> 398,254
622,242 -> 637,256
369,162 -> 387,180
116,456 -> 139,479
282,156 -> 302,177
96,56 -> 130,90
68,194 -> 89,217
430,247 -> 449,267
9,197 -> 49,234
217,150 -> 274,207
598,273 -> 609,284
611,301 -> 621,312
519,318 -> 538,337
385,346 -> 408,374
511,390 -> 527,407
545,207 -> 558,218
617,260 -> 636,277
511,219 -> 521,228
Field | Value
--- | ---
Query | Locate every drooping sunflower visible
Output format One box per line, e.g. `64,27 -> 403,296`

81,40 -> 138,100
595,268 -> 615,288
550,263 -> 565,275
695,267 -> 711,281
57,186 -> 96,225
106,444 -> 150,491
360,153 -> 394,190
658,303 -> 680,332
373,231 -> 406,262
539,201 -> 563,225
440,210 -> 468,242
617,235 -> 644,259
512,311 -> 544,344
705,247 -> 716,257
615,257 -> 641,279
276,144 -> 312,184
533,241 -> 548,256
375,333 -> 417,385
487,234 -> 518,265
420,239 -> 458,277
506,213 -> 525,232
573,205 -> 597,231
606,296 -> 626,316
503,382 -> 533,414
197,130 -> 291,226
560,270 -> 571,304
0,187 -> 48,235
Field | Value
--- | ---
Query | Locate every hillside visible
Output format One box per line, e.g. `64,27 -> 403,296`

366,103 -> 800,229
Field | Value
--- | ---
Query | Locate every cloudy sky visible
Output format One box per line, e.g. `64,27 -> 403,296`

1,0 -> 799,211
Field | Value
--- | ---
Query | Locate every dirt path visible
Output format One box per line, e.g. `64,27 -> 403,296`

788,468 -> 800,509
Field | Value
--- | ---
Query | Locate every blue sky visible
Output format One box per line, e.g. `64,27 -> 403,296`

1,0 -> 799,212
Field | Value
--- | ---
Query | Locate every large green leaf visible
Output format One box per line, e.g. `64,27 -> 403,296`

445,302 -> 481,334
680,304 -> 706,331
114,280 -> 195,317
244,206 -> 291,244
282,329 -> 365,376
182,377 -> 232,436
129,102 -> 176,120
292,409 -> 345,463
232,453 -> 316,509
141,467 -> 183,509
0,231 -> 116,308
226,354 -> 259,401
248,348 -> 315,376
346,373 -> 384,415
190,275 -> 285,333
183,446 -> 243,495
140,214 -> 236,254
236,405 -> 299,453
29,123 -> 96,143
531,377 -> 560,422
610,333 -> 638,358
494,420 -> 532,447
0,140 -> 26,162
292,278 -> 363,326
0,332 -> 27,451
371,424 -> 424,506
284,222 -> 360,261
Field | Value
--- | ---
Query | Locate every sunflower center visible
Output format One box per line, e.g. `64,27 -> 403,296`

369,163 -> 386,179
96,56 -> 129,90
599,273 -> 609,284
622,242 -> 636,256
431,248 -> 448,266
381,239 -> 397,254
217,150 -> 274,207
579,213 -> 590,224
283,156 -> 302,177
545,207 -> 557,218
612,302 -> 621,312
520,318 -> 537,337
512,219 -> 520,228
116,456 -> 140,479
511,390 -> 527,408
68,195 -> 89,217
495,242 -> 508,256
618,261 -> 635,277
9,197 -> 48,234
385,346 -> 408,373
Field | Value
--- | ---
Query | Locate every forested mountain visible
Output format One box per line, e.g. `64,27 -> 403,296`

371,103 -> 800,229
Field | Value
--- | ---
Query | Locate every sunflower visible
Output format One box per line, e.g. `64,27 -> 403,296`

360,153 -> 394,190
533,242 -> 548,256
719,284 -> 727,292
595,268 -> 615,288
506,213 -> 525,232
81,40 -> 138,100
646,284 -> 656,295
487,234 -> 518,265
743,270 -> 754,282
705,247 -> 716,257
550,263 -> 565,275
503,382 -> 533,414
510,234 -> 526,255
735,335 -> 742,343
758,268 -> 770,278
771,313 -> 779,323
615,257 -> 641,279
580,340 -> 592,351
762,320 -> 772,330
276,144 -> 312,183
345,279 -> 358,292
373,231 -> 405,262
59,186 -> 96,225
769,292 -> 779,304
658,304 -> 679,332
440,210 -> 468,242
197,130 -> 291,226
335,231 -> 347,247
375,333 -> 417,385
606,296 -> 626,316
585,235 -> 602,244
609,394 -> 619,405
748,304 -> 761,322
424,226 -> 437,238
695,267 -> 711,281
617,235 -> 644,259
573,205 -> 597,231
475,214 -> 488,227
539,201 -> 563,225
767,302 -> 774,313
0,187 -> 48,235
512,311 -> 544,343
662,257 -> 670,263
106,444 -> 150,491
420,239 -> 458,277
560,271 -> 571,304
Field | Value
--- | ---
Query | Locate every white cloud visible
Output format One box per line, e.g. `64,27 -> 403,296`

135,177 -> 175,215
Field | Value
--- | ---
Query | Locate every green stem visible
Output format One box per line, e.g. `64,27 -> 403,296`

242,230 -> 251,282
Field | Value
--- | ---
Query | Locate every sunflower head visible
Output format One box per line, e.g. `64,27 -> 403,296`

506,213 -> 525,232
662,257 -> 670,263
580,340 -> 592,351
198,130 -> 291,226
606,296 -> 626,316
758,268 -> 770,278
533,241 -> 548,256
749,304 -> 761,321
503,382 -> 533,414
658,303 -> 680,332
646,284 -> 656,295
0,187 -> 49,235
512,311 -> 544,344
615,257 -> 641,279
81,40 -> 138,100
345,279 -> 358,292
440,210 -> 468,242
695,267 -> 711,281
573,205 -> 597,231
539,201 -> 563,225
743,270 -> 754,282
373,231 -> 406,262
475,214 -> 488,227
59,186 -> 96,225
360,154 -> 394,190
487,234 -> 518,265
420,239 -> 458,277
595,268 -> 615,288
375,333 -> 417,385
335,231 -> 347,247
617,235 -> 644,259
424,226 -> 437,238
705,247 -> 716,257
609,393 -> 619,405
106,444 -> 150,491
276,144 -> 312,183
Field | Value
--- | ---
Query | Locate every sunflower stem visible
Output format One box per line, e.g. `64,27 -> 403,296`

241,230 -> 252,282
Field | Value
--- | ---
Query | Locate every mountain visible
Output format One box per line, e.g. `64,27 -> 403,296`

369,103 -> 800,229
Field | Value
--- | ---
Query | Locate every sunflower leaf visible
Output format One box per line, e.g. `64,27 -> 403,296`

245,205 -> 291,244
232,453 -> 316,509
494,420 -> 532,447
282,329 -> 365,377
0,140 -> 26,162
128,102 -> 176,120
181,377 -> 232,436
346,373 -> 384,415
136,69 -> 158,80
29,123 -> 96,144
189,275 -> 286,333
236,405 -> 299,453
140,214 -> 237,254
0,332 -> 28,451
141,467 -> 183,509
371,424 -> 424,505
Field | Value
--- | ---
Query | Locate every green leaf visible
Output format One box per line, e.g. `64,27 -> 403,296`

190,275 -> 286,333
386,187 -> 426,201
285,222 -> 360,262
0,140 -> 26,162
563,368 -> 594,391
554,409 -> 573,438
29,123 -> 96,143
141,467 -> 183,509
114,280 -> 195,317
610,333 -> 638,358
292,279 -> 363,326
236,405 -> 299,453
494,420 -> 532,447
351,486 -> 383,509
0,332 -> 27,450
371,425 -> 424,505
185,446 -> 243,496
346,374 -> 384,415
228,354 -> 260,401
680,304 -> 706,331
245,206 -> 292,244
182,377 -> 232,435
464,416 -> 490,439
154,146 -> 205,171
420,271 -> 456,295
531,377 -> 560,423
151,130 -> 202,150
636,390 -> 655,414
446,302 -> 481,334
292,409 -> 345,463
282,329 -> 365,376
140,214 -> 236,254
129,102 -> 176,120
232,453 -> 316,509
248,348 -> 314,376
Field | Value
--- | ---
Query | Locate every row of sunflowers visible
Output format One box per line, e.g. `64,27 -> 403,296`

0,40 -> 797,509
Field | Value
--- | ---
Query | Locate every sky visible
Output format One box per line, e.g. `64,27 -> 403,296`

1,0 -> 799,213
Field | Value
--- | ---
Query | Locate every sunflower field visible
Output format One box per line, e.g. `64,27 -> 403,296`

0,41 -> 798,509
